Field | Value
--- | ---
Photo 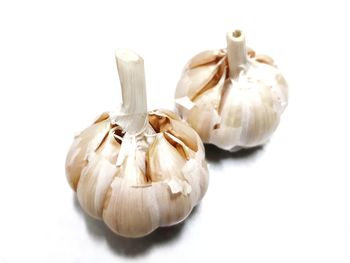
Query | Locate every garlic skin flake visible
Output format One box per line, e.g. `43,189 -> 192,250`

175,30 -> 288,151
66,49 -> 209,238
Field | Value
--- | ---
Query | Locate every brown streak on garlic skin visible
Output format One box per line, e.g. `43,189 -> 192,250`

148,114 -> 168,132
112,127 -> 125,144
148,113 -> 198,152
191,61 -> 226,102
247,47 -> 256,58
188,49 -> 226,69
255,54 -> 274,66
93,112 -> 110,124
163,133 -> 188,160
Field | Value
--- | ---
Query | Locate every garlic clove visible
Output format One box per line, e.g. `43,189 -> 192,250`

116,140 -> 150,186
76,130 -> 120,219
175,63 -> 222,99
65,112 -> 110,190
102,176 -> 160,238
184,68 -> 226,142
207,85 -> 242,150
175,29 -> 288,151
147,133 -> 187,186
153,183 -> 193,227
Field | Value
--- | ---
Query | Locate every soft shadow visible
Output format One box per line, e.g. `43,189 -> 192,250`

205,144 -> 264,163
73,194 -> 199,257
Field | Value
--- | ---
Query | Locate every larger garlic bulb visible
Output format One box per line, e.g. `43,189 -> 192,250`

66,49 -> 209,238
175,30 -> 288,151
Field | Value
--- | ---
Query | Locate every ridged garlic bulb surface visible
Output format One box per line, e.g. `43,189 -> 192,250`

175,30 -> 288,151
66,50 -> 209,238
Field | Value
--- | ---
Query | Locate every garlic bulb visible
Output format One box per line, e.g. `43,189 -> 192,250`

175,30 -> 288,151
66,49 -> 209,238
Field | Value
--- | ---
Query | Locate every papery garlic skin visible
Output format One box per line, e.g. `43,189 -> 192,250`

175,30 -> 288,151
66,50 -> 208,238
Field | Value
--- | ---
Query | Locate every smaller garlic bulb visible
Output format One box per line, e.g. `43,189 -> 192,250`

66,49 -> 209,238
175,29 -> 288,151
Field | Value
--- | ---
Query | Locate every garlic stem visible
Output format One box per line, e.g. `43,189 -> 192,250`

226,29 -> 248,79
115,49 -> 148,135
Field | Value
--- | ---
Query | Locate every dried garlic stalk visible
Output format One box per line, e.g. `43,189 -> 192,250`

175,30 -> 288,151
66,49 -> 209,238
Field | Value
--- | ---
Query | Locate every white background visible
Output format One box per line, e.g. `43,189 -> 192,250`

0,0 -> 349,262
